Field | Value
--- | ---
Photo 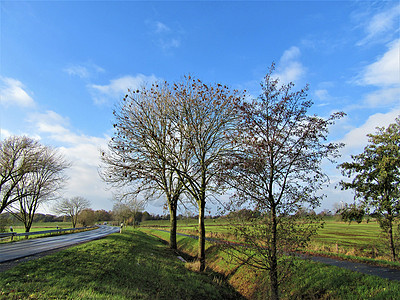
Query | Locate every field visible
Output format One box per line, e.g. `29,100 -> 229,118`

141,217 -> 399,264
0,222 -> 85,243
7,222 -> 74,233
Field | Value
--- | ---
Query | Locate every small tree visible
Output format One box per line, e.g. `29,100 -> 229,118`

0,136 -> 41,213
54,196 -> 91,228
339,117 -> 400,261
219,65 -> 344,299
79,208 -> 96,226
94,209 -> 112,222
112,197 -> 144,225
8,144 -> 70,232
101,81 -> 186,249
165,75 -> 243,271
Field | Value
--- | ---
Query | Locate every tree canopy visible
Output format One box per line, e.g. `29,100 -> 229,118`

339,116 -> 400,261
219,65 -> 344,299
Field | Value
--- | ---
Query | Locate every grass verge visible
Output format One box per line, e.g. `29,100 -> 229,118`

0,228 -> 242,300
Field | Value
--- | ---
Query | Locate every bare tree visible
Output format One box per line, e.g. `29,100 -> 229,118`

100,81 -> 187,249
164,76 -> 243,271
8,144 -> 70,232
54,196 -> 91,228
0,136 -> 41,213
219,65 -> 345,299
112,196 -> 145,225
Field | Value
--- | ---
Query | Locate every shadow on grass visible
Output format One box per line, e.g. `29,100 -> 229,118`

0,230 -> 244,300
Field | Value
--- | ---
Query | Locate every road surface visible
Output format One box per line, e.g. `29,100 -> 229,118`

0,225 -> 119,263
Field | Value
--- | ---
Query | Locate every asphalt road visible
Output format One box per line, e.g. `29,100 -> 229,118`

0,225 -> 119,263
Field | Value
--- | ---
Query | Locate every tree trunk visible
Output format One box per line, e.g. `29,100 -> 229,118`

169,201 -> 177,250
198,199 -> 206,272
270,205 -> 279,300
388,217 -> 396,261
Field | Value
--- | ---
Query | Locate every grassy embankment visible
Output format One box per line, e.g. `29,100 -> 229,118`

144,228 -> 400,299
0,228 -> 241,300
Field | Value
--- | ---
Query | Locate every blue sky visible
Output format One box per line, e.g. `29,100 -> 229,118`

1,1 -> 399,215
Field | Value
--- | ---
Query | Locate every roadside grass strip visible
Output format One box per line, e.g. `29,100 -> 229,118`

0,228 -> 242,300
145,228 -> 400,299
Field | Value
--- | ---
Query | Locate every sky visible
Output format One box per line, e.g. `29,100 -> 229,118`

1,0 -> 399,216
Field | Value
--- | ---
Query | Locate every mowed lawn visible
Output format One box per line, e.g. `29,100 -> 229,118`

312,218 -> 382,248
6,222 -> 74,234
142,217 -> 395,260
0,228 -> 242,300
143,217 -> 385,249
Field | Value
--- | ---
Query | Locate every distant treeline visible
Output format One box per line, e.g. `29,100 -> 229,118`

0,209 -> 207,226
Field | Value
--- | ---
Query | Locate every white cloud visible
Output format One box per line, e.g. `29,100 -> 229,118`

357,4 -> 400,46
0,77 -> 35,107
356,39 -> 400,108
28,110 -> 112,210
339,108 -> 400,155
281,46 -> 301,63
89,74 -> 159,105
364,86 -> 400,107
29,110 -> 70,136
361,39 -> 400,87
0,128 -> 12,140
275,46 -> 306,84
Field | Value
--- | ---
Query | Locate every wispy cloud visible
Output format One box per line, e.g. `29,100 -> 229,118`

0,77 -> 35,107
275,46 -> 306,84
357,4 -> 400,46
89,74 -> 159,105
147,20 -> 182,52
63,62 -> 105,79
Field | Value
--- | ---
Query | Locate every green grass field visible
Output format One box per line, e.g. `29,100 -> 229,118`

0,222 -> 90,243
312,218 -> 382,247
142,217 -> 398,263
8,222 -> 74,234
